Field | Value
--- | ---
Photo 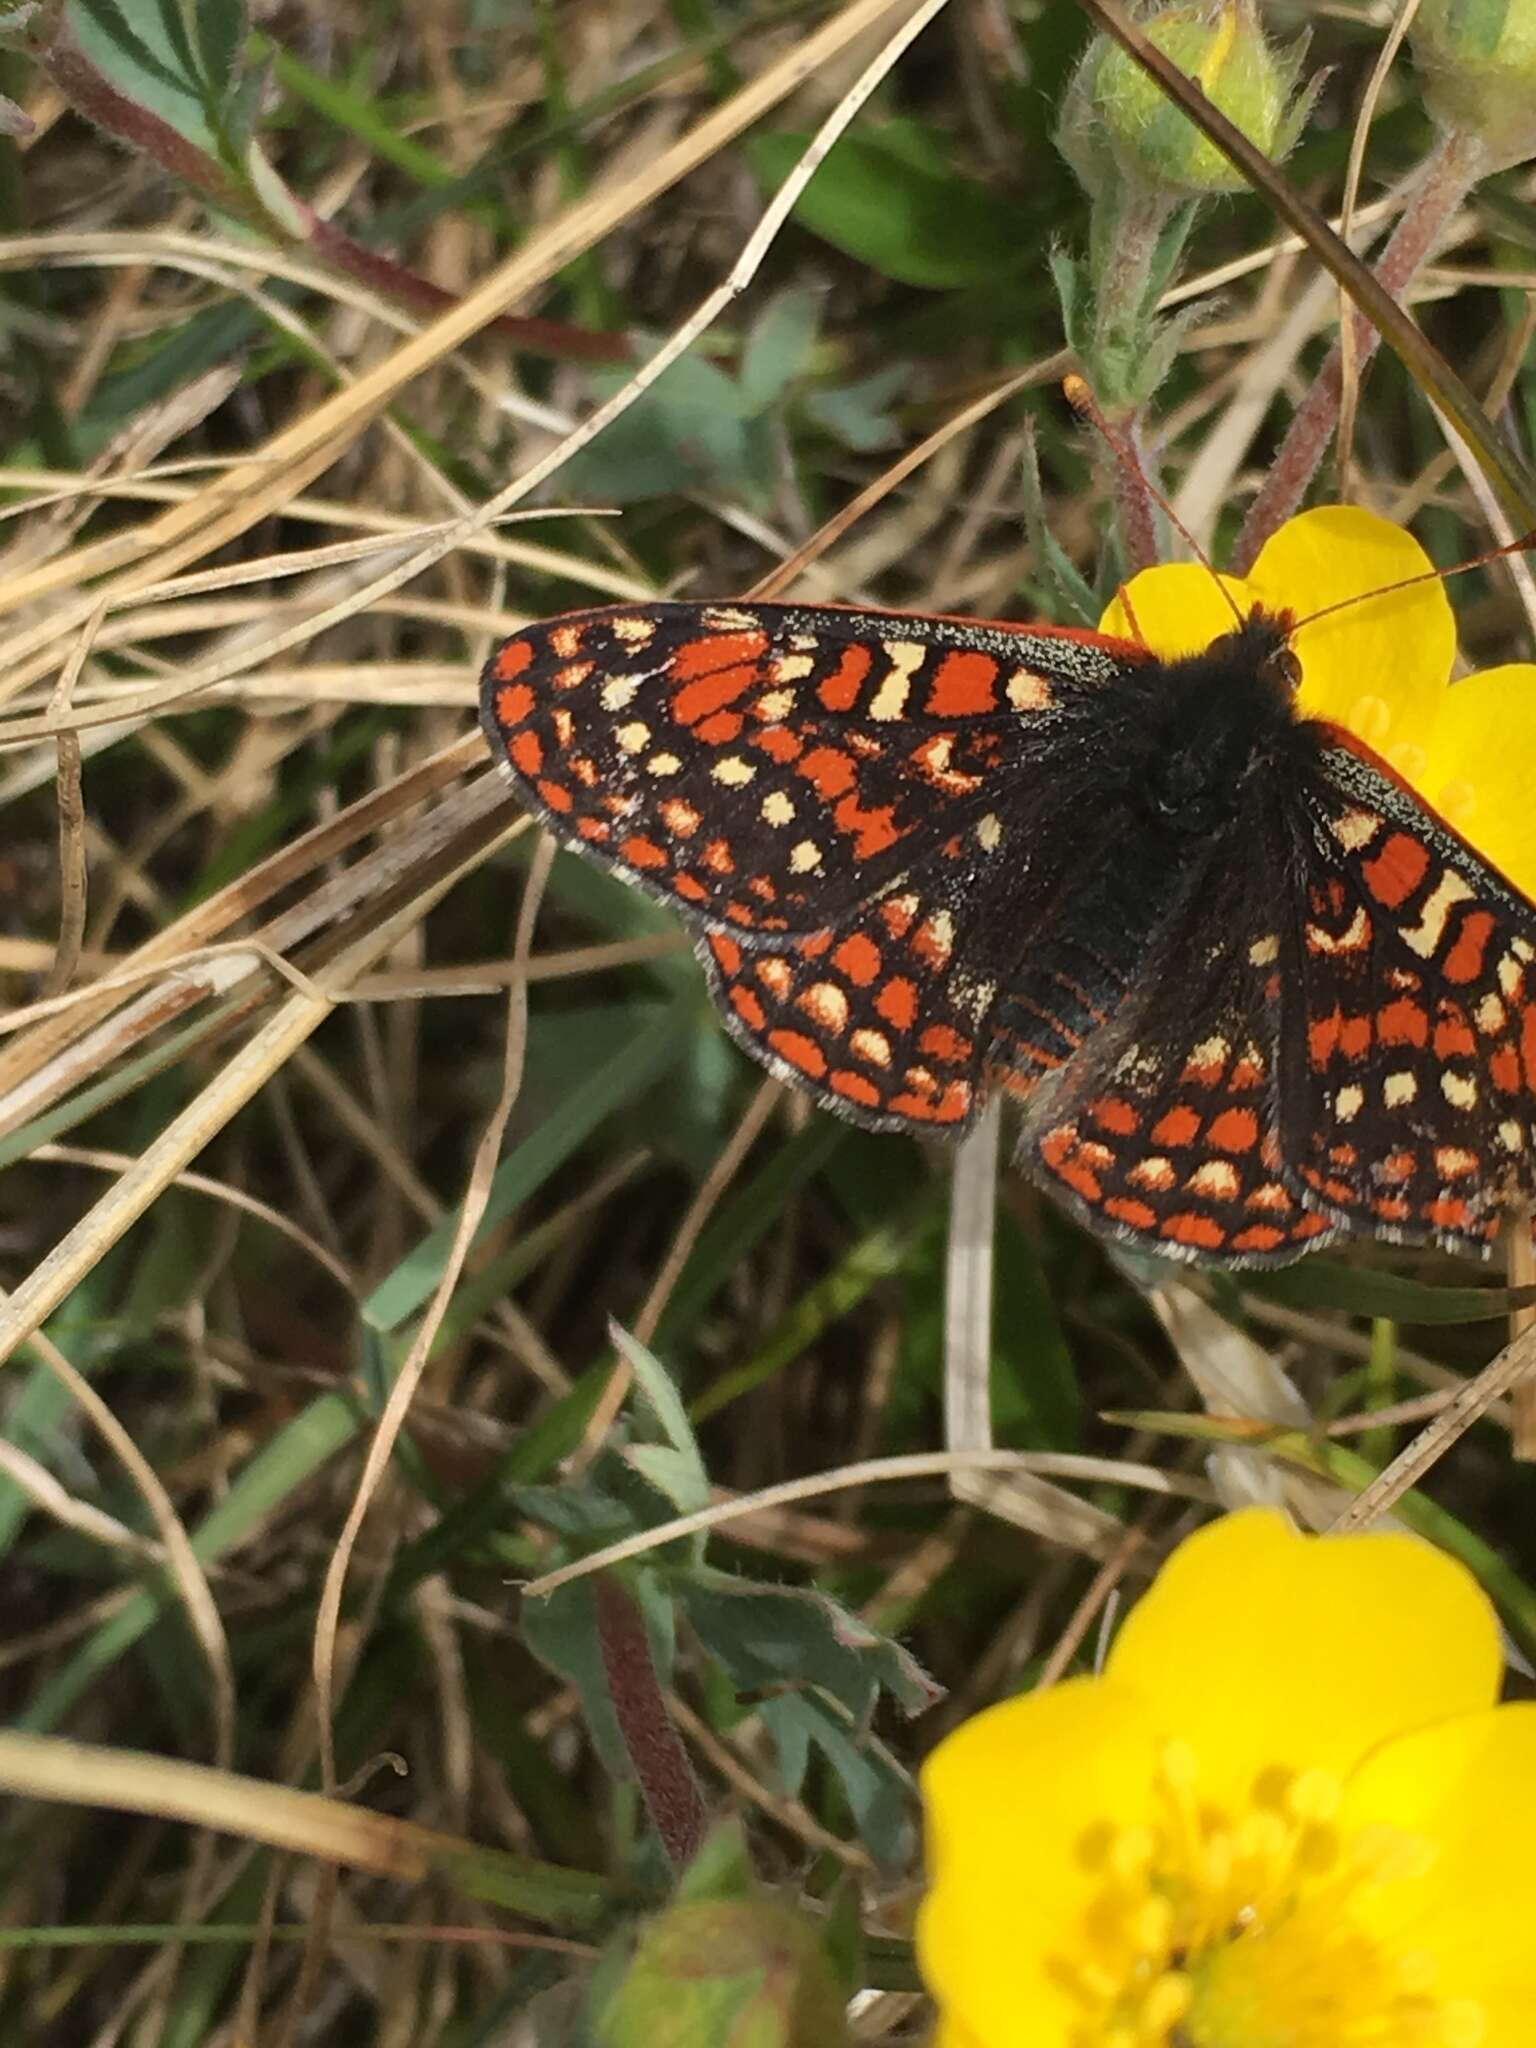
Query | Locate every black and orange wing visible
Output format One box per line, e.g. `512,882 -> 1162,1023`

482,600 -> 1147,1133
1272,730 -> 1536,1256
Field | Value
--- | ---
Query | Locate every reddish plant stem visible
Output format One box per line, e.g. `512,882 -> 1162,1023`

1233,126 -> 1491,573
31,22 -> 633,365
593,1576 -> 707,1872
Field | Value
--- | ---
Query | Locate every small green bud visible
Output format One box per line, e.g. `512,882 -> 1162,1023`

1088,1 -> 1306,197
1411,0 -> 1536,167
598,1899 -> 847,2048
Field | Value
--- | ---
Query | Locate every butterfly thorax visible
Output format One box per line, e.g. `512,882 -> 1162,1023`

1128,609 -> 1306,838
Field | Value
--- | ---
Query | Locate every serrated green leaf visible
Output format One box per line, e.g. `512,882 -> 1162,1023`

747,124 -> 1025,290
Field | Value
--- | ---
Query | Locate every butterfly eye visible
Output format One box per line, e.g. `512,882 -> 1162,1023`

1275,647 -> 1303,691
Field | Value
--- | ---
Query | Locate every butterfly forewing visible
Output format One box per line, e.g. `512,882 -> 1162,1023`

481,601 -> 1139,943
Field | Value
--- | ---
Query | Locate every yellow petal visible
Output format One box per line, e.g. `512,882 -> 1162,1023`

1341,1704 -> 1536,2037
1104,1509 -> 1501,1809
1098,561 -> 1254,659
1418,662 -> 1536,902
1247,505 -> 1455,746
918,1677 -> 1159,2048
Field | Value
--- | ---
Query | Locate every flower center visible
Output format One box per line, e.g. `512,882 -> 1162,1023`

1055,1743 -> 1484,2048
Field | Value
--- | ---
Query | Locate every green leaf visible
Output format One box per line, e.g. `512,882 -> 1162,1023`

563,346 -> 753,503
71,0 -> 219,154
747,121 -> 1025,290
738,286 -> 821,415
803,363 -> 907,453
1245,1259 -> 1536,1325
683,1570 -> 938,1721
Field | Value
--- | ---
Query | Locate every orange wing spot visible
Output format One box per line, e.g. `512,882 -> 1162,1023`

494,681 -> 534,727
620,834 -> 668,869
694,710 -> 744,745
1426,1195 -> 1471,1233
1492,1045 -> 1522,1094
702,839 -> 735,875
747,874 -> 778,901
1309,1011 -> 1341,1069
1105,1196 -> 1159,1231
924,649 -> 999,716
798,746 -> 857,797
1292,1213 -> 1333,1240
660,798 -> 701,837
509,729 -> 543,776
710,935 -> 743,975
536,778 -> 574,814
875,977 -> 918,1032
554,661 -> 594,691
674,873 -> 708,903
1522,1005 -> 1536,1090
755,727 -> 803,763
930,1080 -> 972,1123
1374,1195 -> 1411,1223
919,1024 -> 972,1065
673,661 -> 761,725
832,792 -> 901,859
1182,1049 -> 1226,1085
767,1027 -> 829,1079
1089,1097 -> 1140,1135
1206,1107 -> 1259,1154
817,644 -> 872,712
1361,831 -> 1430,909
1378,1150 -> 1416,1185
832,934 -> 882,986
730,985 -> 767,1031
1338,1014 -> 1371,1059
797,932 -> 833,960
576,817 -> 610,843
830,1069 -> 882,1108
755,957 -> 792,997
1229,1057 -> 1265,1092
880,895 -> 918,940
1433,1015 -> 1476,1060
1161,1211 -> 1226,1250
493,638 -> 534,680
1151,1105 -> 1201,1148
569,755 -> 599,787
1231,1223 -> 1285,1254
1443,909 -> 1496,985
1378,996 -> 1428,1047
671,630 -> 770,679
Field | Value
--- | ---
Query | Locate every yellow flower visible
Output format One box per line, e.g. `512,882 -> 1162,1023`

1097,505 -> 1536,900
918,1508 -> 1536,2047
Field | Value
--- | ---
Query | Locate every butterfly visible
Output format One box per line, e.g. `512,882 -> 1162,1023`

479,596 -> 1536,1267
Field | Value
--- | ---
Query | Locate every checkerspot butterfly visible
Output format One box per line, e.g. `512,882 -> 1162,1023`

480,597 -> 1536,1267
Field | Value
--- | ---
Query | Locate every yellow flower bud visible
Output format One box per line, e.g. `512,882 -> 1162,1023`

1092,1 -> 1302,197
1411,0 -> 1536,167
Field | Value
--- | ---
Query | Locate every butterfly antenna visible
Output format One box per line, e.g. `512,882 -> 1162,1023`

1063,373 -> 1247,631
1290,530 -> 1536,633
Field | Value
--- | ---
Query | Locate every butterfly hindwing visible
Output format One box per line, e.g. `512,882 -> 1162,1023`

1021,801 -> 1348,1265
1278,729 -> 1536,1254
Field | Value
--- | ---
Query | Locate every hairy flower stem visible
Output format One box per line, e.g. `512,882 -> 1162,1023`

1233,126 -> 1492,573
1090,186 -> 1178,572
593,1576 -> 707,1871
